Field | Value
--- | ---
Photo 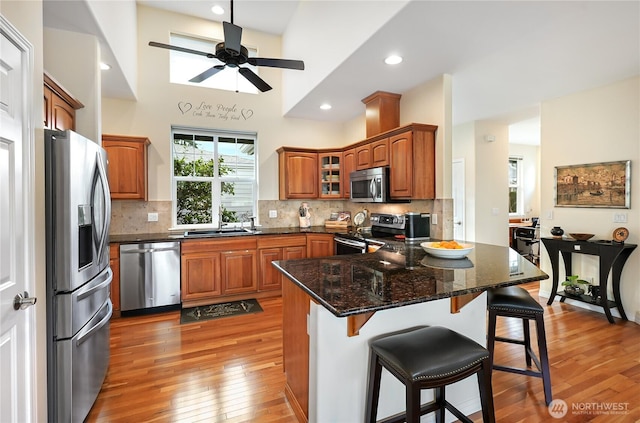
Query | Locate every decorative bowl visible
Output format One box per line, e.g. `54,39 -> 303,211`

568,233 -> 595,241
420,241 -> 474,259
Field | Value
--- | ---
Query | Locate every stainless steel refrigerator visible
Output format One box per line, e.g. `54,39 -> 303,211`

45,129 -> 113,423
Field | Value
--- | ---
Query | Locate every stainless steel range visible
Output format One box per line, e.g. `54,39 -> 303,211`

334,212 -> 430,255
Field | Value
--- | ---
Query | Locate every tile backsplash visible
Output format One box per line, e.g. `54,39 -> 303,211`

109,198 -> 453,239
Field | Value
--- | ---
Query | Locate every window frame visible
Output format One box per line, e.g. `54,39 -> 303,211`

170,126 -> 258,230
509,156 -> 524,216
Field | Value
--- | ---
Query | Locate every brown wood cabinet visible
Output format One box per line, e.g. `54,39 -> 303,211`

221,250 -> 257,295
370,138 -> 389,167
102,134 -> 150,200
342,148 -> 356,199
181,251 -> 222,303
257,235 -> 307,292
277,123 -> 437,200
44,72 -> 83,131
306,233 -> 335,258
318,152 -> 342,198
277,148 -> 318,199
109,243 -> 120,317
355,143 -> 371,170
389,126 -> 436,200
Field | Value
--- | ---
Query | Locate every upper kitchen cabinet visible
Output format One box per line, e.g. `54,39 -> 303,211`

342,148 -> 356,199
43,72 -> 84,131
370,138 -> 389,167
319,152 -> 342,198
102,134 -> 150,200
389,124 -> 437,200
277,147 -> 318,199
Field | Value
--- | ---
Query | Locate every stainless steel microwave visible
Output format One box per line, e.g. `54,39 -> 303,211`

350,167 -> 389,203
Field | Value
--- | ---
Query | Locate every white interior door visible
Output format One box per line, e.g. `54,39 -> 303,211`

452,159 -> 465,240
0,15 -> 36,423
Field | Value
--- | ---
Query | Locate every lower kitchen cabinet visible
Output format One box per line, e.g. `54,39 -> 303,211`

306,233 -> 335,258
221,250 -> 257,295
181,251 -> 222,303
109,243 -> 120,316
258,235 -> 307,291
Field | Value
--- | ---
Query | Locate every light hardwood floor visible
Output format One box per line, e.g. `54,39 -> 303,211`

86,283 -> 640,422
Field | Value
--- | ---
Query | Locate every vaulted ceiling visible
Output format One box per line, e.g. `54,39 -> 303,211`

44,1 -> 639,145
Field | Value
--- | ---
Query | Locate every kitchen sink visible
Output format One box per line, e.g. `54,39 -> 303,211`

182,228 -> 261,238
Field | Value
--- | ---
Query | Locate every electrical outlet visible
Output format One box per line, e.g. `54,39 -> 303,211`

431,214 -> 438,225
613,213 -> 627,223
147,212 -> 158,222
269,210 -> 277,218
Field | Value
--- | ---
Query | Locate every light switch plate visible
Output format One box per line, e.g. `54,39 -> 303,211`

431,214 -> 438,225
147,212 -> 158,222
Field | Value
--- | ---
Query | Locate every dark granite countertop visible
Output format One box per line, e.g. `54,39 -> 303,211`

109,226 -> 345,244
273,241 -> 549,317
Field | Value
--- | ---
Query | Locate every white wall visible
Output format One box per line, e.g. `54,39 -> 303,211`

44,27 -> 102,141
401,74 -> 453,199
539,76 -> 639,322
452,121 -> 476,241
102,5 -> 345,202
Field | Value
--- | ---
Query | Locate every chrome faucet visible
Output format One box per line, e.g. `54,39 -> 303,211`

218,206 -> 228,230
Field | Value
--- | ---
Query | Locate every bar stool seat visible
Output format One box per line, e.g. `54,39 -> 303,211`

365,326 -> 495,423
487,286 -> 552,405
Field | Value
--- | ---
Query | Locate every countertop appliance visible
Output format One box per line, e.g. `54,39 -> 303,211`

45,129 -> 113,423
350,167 -> 390,203
120,242 -> 181,312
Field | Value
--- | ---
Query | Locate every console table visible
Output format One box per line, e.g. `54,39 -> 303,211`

541,237 -> 637,323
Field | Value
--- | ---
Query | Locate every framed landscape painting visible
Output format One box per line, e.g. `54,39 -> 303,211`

554,160 -> 630,208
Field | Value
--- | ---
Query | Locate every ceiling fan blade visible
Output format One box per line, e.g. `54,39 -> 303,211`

248,57 -> 305,70
189,65 -> 225,83
223,21 -> 242,55
238,67 -> 272,92
149,41 -> 215,58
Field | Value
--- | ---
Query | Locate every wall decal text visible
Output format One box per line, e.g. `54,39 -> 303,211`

178,101 -> 254,121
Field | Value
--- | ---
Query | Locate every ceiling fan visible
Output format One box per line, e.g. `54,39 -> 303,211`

148,0 -> 304,92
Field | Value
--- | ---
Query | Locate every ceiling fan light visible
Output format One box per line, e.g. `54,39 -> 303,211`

320,103 -> 332,110
384,55 -> 403,65
211,5 -> 224,15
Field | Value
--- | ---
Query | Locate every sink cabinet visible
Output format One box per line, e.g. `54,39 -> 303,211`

102,134 -> 150,200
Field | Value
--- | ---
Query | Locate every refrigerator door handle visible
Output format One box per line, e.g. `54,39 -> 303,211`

76,267 -> 113,301
91,150 -> 111,263
76,299 -> 112,347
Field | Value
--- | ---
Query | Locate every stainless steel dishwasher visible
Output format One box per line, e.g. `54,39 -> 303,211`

120,241 -> 181,312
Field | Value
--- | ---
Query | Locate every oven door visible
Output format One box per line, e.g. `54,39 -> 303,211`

334,236 -> 367,255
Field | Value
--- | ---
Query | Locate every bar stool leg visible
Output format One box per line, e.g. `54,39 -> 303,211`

365,352 -> 382,423
435,386 -> 445,423
523,319 -> 532,367
406,384 -> 420,423
478,359 -> 496,423
535,314 -> 553,406
486,309 -> 498,373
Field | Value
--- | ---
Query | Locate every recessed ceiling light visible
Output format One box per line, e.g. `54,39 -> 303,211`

211,5 -> 224,15
100,62 -> 111,70
320,103 -> 332,110
384,55 -> 403,65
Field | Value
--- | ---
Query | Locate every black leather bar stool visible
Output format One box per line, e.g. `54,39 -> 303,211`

487,286 -> 552,405
365,326 -> 495,423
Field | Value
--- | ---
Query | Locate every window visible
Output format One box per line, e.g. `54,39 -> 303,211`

172,127 -> 257,228
509,157 -> 523,215
169,33 -> 259,94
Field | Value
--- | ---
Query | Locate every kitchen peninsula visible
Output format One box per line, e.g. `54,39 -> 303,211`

273,242 -> 549,422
